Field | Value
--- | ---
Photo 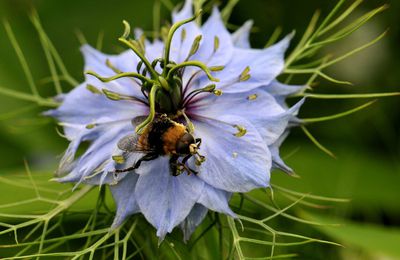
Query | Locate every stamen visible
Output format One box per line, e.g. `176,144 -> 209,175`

112,155 -> 125,164
209,66 -> 225,72
102,89 -> 122,101
181,28 -> 187,42
106,59 -> 123,74
162,10 -> 202,77
214,36 -> 220,53
239,66 -> 251,82
181,110 -> 195,134
186,35 -> 202,60
102,89 -> 148,105
247,94 -> 258,100
85,117 -> 144,129
213,89 -> 223,96
190,115 -> 247,138
234,125 -> 247,137
183,84 -> 216,107
86,84 -> 102,94
86,123 -> 97,129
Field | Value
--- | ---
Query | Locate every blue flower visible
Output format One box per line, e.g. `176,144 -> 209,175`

46,0 -> 304,241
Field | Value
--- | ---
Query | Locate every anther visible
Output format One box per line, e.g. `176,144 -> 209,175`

112,155 -> 125,164
86,84 -> 102,94
233,125 -> 247,137
85,123 -> 97,129
210,66 -> 225,72
239,66 -> 251,82
106,59 -> 123,74
214,36 -> 220,53
213,89 -> 223,96
181,28 -> 187,42
187,35 -> 202,58
102,89 -> 122,101
247,94 -> 258,100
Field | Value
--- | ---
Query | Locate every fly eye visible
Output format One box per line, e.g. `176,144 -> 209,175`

176,133 -> 195,154
176,140 -> 190,154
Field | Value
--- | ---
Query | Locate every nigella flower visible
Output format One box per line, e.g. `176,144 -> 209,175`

46,0 -> 304,241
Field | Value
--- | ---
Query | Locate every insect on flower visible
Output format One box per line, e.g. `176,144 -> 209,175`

46,0 -> 305,241
115,114 -> 204,176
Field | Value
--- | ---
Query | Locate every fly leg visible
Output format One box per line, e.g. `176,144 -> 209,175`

169,154 -> 180,176
170,154 -> 198,176
195,138 -> 202,148
179,154 -> 198,175
114,153 -> 158,173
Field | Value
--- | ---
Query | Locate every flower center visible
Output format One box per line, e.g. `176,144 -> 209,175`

86,10 -> 223,134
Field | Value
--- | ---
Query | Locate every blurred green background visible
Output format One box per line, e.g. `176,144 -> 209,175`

0,0 -> 399,259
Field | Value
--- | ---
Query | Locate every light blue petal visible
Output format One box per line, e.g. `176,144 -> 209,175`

199,34 -> 292,94
45,80 -> 147,139
172,0 -> 193,21
264,80 -> 307,108
252,98 -> 304,145
231,20 -> 253,48
198,183 -> 235,217
269,131 -> 294,174
56,123 -> 132,184
180,204 -> 208,242
192,7 -> 233,67
81,45 -> 145,98
193,115 -> 271,192
110,172 -> 141,229
135,157 -> 205,240
170,0 -> 202,63
189,88 -> 285,123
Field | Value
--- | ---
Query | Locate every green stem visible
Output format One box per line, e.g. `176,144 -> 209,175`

301,100 -> 376,123
0,86 -> 58,107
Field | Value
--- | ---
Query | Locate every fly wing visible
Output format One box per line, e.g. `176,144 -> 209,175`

131,116 -> 147,127
117,133 -> 140,152
117,133 -> 152,153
